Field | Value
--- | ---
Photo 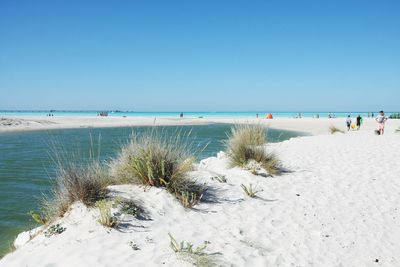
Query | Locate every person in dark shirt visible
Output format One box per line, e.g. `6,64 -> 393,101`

356,115 -> 362,130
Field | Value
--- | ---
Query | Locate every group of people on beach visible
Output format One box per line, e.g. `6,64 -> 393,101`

345,111 -> 388,135
255,113 -> 273,119
346,115 -> 363,131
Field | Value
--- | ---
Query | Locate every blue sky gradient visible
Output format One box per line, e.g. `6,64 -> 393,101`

0,0 -> 399,111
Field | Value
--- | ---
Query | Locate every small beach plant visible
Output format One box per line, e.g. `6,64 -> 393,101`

226,124 -> 280,175
111,129 -> 206,208
95,199 -> 118,228
168,233 -> 209,254
245,160 -> 262,175
29,211 -> 48,225
210,175 -> 227,183
179,191 -> 202,208
168,233 -> 217,266
329,126 -> 344,134
128,241 -> 140,250
241,183 -> 263,198
44,224 -> 66,237
119,199 -> 150,220
120,200 -> 142,217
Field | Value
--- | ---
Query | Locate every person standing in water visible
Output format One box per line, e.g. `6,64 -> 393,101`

375,111 -> 388,135
356,114 -> 362,130
346,115 -> 352,131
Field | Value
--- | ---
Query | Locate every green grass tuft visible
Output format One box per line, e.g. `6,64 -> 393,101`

226,124 -> 281,175
111,129 -> 206,208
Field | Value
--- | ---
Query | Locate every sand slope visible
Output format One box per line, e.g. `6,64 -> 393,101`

1,131 -> 399,266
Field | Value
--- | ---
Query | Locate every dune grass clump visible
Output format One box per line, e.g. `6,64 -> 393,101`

111,129 -> 206,208
225,124 -> 280,175
41,161 -> 110,221
55,162 -> 109,206
329,126 -> 344,134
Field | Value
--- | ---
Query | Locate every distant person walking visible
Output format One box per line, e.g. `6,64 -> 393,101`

346,115 -> 352,131
375,111 -> 388,135
356,115 -> 362,130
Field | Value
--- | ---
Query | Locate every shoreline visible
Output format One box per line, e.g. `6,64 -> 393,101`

1,116 -> 399,135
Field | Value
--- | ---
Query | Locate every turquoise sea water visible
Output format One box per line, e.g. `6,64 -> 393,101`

0,111 -> 394,118
0,124 -> 304,257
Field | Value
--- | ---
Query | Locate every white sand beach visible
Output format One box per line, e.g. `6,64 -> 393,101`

1,115 -> 399,135
1,122 -> 399,267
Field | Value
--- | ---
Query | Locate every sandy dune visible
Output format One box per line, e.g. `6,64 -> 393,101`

1,129 -> 399,266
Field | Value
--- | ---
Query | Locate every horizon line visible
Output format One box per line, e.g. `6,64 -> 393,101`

0,110 -> 395,113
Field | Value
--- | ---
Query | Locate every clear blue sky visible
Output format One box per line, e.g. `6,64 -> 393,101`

0,0 -> 399,112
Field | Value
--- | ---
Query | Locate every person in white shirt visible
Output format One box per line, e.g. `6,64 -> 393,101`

346,115 -> 352,131
375,110 -> 388,135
